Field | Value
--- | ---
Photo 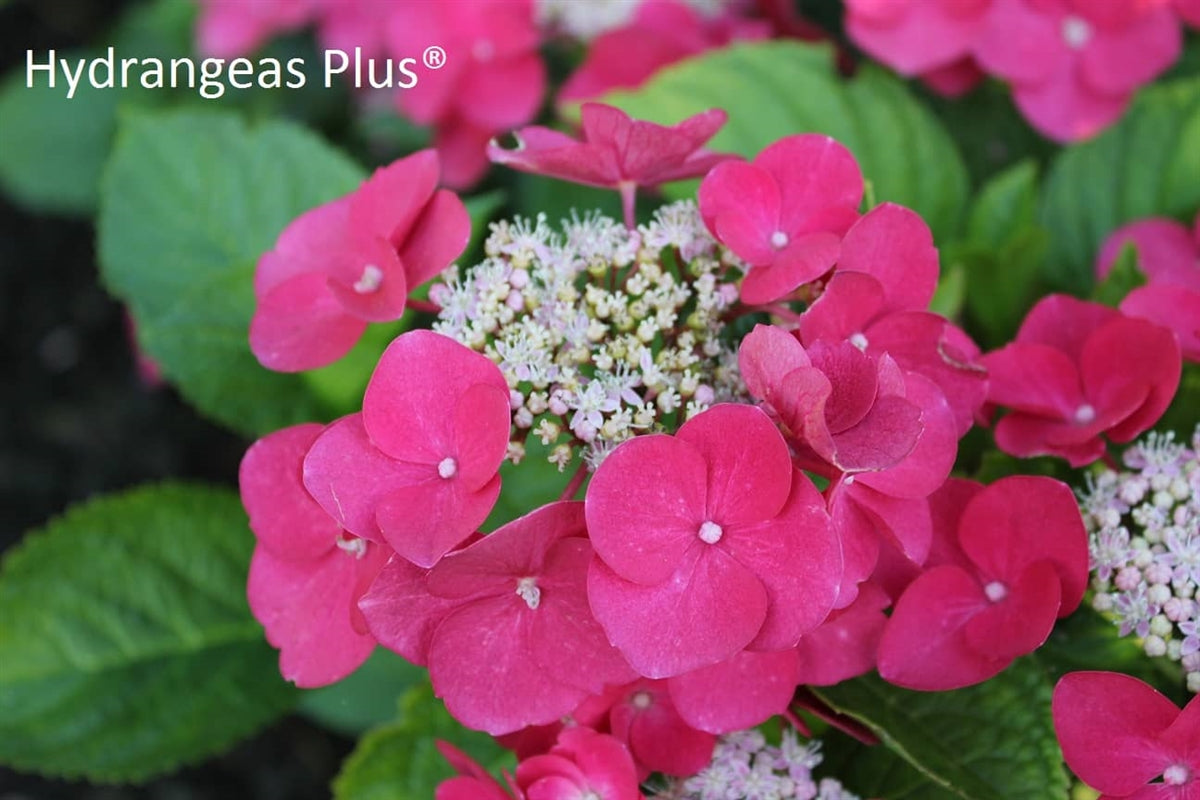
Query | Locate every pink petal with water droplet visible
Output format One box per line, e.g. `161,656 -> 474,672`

963,560 -> 1061,660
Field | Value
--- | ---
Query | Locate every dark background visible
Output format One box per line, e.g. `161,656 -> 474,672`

0,1 -> 352,797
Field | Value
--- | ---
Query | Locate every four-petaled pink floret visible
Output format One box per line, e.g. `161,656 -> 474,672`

303,329 -> 512,568
698,134 -> 861,304
250,150 -> 469,372
585,403 -> 842,679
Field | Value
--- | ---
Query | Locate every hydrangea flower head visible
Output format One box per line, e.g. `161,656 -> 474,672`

878,475 -> 1089,690
239,423 -> 389,687
303,330 -> 511,567
585,403 -> 842,677
1096,212 -> 1200,362
1079,425 -> 1200,693
195,0 -> 314,59
1053,671 -> 1200,798
489,104 -> 734,228
698,134 -> 862,304
973,0 -> 1182,141
250,150 -> 470,371
982,294 -> 1181,466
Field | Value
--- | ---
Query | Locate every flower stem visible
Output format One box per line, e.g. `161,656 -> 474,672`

406,297 -> 441,314
559,460 -> 588,501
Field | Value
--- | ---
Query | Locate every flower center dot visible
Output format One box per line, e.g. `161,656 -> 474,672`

770,230 -> 789,249
437,457 -> 458,479
984,581 -> 1008,602
850,332 -> 869,351
1164,764 -> 1191,785
1061,15 -> 1092,49
1074,403 -> 1096,424
631,691 -> 653,710
473,40 -> 494,61
353,264 -> 384,294
335,533 -> 367,559
698,520 -> 723,544
516,577 -> 541,609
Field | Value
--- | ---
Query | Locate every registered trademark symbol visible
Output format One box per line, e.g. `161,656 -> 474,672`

423,46 -> 446,70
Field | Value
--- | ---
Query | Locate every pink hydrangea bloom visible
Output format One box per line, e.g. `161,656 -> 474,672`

489,104 -> 734,228
250,151 -> 469,372
877,476 -> 1088,690
585,403 -> 842,678
240,423 -> 389,687
387,0 -> 545,189
360,502 -> 635,735
795,202 -> 988,435
982,294 -> 1181,466
1053,671 -> 1200,798
1096,214 -> 1200,362
515,727 -> 644,800
698,134 -> 862,304
738,325 -> 925,475
558,0 -> 770,103
303,330 -> 511,567
845,0 -> 991,77
195,0 -> 315,58
973,0 -> 1182,141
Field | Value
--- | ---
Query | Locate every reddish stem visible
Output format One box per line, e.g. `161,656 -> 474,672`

619,182 -> 638,231
406,297 -> 441,314
791,688 -> 880,746
559,461 -> 588,501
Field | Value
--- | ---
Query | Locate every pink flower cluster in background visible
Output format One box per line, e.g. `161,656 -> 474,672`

846,0 -> 1192,141
196,0 -> 772,188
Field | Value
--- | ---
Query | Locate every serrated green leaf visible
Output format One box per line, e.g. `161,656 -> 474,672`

0,483 -> 295,783
332,684 -> 512,800
99,107 -> 365,436
587,41 -> 969,242
1038,76 -> 1200,295
0,0 -> 195,214
812,660 -> 1069,800
299,648 -> 426,737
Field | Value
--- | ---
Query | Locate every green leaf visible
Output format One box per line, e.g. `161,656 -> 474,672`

332,683 -> 512,800
590,40 -> 969,242
1038,76 -> 1200,295
0,0 -> 195,214
99,107 -> 365,436
820,735 -> 959,800
0,483 -> 295,783
1089,242 -> 1146,307
812,660 -> 1069,800
299,649 -> 426,737
955,160 -> 1049,347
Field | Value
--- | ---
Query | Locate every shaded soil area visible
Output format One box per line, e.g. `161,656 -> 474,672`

1,2 -> 352,797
